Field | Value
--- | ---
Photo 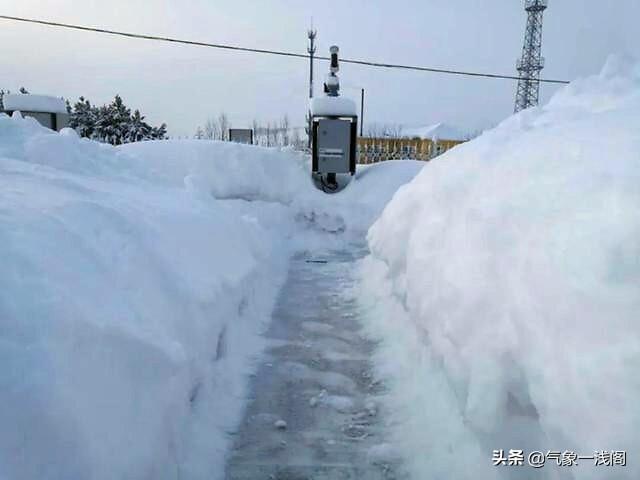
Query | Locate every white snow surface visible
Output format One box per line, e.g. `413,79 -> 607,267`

401,122 -> 469,141
0,113 -> 423,480
310,96 -> 357,116
3,93 -> 68,114
359,55 -> 640,480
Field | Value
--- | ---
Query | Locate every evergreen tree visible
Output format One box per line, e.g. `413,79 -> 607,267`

67,94 -> 167,145
93,95 -> 132,145
126,109 -> 152,143
150,123 -> 167,140
68,97 -> 97,139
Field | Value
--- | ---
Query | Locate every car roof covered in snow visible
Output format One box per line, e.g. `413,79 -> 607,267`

3,94 -> 67,114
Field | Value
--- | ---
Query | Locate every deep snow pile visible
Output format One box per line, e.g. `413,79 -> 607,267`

0,115 -> 297,480
359,56 -> 640,479
0,112 -> 423,480
120,139 -> 424,247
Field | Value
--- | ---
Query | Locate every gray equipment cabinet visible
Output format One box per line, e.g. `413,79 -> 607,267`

311,115 -> 357,175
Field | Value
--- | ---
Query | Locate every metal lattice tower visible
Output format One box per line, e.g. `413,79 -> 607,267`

514,0 -> 548,112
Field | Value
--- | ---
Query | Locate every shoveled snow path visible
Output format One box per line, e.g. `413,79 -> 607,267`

225,248 -> 403,480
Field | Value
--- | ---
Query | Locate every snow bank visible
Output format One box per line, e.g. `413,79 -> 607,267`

120,140 -> 312,204
344,161 -> 424,233
0,113 -> 422,479
3,93 -> 68,113
0,116 -> 297,479
121,139 -> 424,246
360,55 -> 640,480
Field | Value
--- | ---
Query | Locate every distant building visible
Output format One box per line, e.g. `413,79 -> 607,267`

358,123 -> 468,164
228,128 -> 254,144
2,94 -> 69,131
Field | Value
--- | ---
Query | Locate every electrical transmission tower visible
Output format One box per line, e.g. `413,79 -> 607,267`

514,0 -> 548,113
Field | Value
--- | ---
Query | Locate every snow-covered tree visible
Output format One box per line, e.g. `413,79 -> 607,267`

217,113 -> 231,141
203,118 -> 217,140
291,127 -> 303,150
196,113 -> 306,150
197,113 -> 231,141
68,97 -> 97,139
280,115 -> 290,146
251,119 -> 259,145
68,94 -> 167,145
92,95 -> 132,145
150,123 -> 167,141
126,110 -> 152,143
269,121 -> 278,147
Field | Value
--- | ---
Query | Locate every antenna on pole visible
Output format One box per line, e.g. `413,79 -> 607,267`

514,0 -> 548,112
306,20 -> 317,148
307,20 -> 317,100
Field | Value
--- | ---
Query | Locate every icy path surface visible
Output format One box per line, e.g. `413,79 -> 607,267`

225,248 -> 402,480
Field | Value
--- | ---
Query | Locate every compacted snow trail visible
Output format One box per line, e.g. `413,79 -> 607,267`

225,248 -> 402,480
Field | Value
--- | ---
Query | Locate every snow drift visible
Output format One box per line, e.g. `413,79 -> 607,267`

0,114 -> 299,480
0,112 -> 423,480
120,139 -> 425,244
359,56 -> 640,479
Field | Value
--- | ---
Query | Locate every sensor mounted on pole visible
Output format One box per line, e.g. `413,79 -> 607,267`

310,45 -> 358,193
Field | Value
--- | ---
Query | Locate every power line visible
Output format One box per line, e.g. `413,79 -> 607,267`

0,14 -> 570,85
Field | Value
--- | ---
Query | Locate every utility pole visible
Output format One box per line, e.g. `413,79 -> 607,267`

360,88 -> 364,137
514,0 -> 548,112
306,23 -> 317,148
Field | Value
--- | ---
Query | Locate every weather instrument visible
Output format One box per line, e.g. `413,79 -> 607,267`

310,45 -> 358,193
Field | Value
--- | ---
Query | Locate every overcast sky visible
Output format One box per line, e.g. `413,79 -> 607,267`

0,0 -> 638,137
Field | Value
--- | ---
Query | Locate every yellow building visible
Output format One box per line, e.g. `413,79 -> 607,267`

357,123 -> 467,164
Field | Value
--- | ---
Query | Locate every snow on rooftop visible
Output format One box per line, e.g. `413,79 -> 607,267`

402,123 -> 468,141
310,96 -> 357,116
3,94 -> 67,114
